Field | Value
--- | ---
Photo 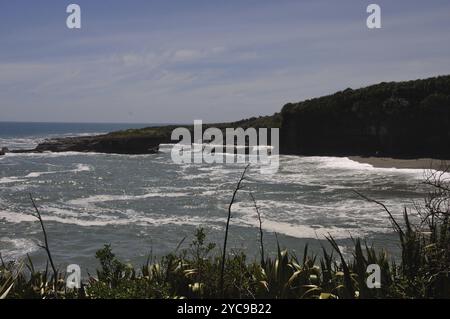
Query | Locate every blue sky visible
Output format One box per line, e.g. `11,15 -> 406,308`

1,0 -> 450,123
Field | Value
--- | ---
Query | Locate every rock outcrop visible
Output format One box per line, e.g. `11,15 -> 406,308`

8,118 -> 280,155
11,135 -> 164,155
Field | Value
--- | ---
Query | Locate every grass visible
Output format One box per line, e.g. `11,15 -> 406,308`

107,114 -> 281,139
1,167 -> 449,299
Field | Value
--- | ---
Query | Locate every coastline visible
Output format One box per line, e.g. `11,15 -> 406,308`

350,156 -> 449,170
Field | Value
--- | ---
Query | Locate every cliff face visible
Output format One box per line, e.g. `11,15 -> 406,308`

5,75 -> 450,158
280,75 -> 450,158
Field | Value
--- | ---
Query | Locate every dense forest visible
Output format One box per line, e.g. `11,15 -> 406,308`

280,75 -> 450,158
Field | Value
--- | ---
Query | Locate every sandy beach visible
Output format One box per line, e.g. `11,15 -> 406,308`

350,156 -> 449,170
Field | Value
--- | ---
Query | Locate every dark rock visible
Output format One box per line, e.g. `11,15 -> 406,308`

12,135 -> 164,155
0,147 -> 8,156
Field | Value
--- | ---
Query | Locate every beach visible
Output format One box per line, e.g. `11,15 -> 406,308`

350,156 -> 449,170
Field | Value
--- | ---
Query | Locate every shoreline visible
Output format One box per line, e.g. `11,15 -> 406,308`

349,156 -> 449,170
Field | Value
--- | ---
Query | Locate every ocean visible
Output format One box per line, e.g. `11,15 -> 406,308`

0,122 -> 428,271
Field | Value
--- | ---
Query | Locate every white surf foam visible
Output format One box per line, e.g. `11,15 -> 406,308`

68,191 -> 190,207
0,176 -> 27,184
6,163 -> 92,181
0,206 -> 223,229
0,237 -> 38,260
312,156 -> 425,175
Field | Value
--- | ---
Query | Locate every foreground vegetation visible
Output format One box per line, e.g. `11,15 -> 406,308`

1,167 -> 449,299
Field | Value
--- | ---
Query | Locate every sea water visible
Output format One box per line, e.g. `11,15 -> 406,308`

0,122 -> 428,270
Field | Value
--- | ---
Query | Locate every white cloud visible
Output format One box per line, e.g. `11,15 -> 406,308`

1,1 -> 450,122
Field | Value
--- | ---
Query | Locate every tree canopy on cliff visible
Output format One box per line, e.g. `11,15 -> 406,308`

280,75 -> 450,158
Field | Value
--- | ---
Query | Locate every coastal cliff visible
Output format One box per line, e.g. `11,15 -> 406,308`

4,75 -> 450,158
280,75 -> 450,158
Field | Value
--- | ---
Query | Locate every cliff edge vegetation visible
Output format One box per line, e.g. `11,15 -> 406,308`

280,75 -> 450,158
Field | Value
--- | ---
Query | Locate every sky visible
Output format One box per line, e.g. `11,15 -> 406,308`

1,0 -> 450,123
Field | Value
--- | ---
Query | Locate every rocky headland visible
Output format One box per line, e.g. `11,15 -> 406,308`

2,75 -> 450,159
